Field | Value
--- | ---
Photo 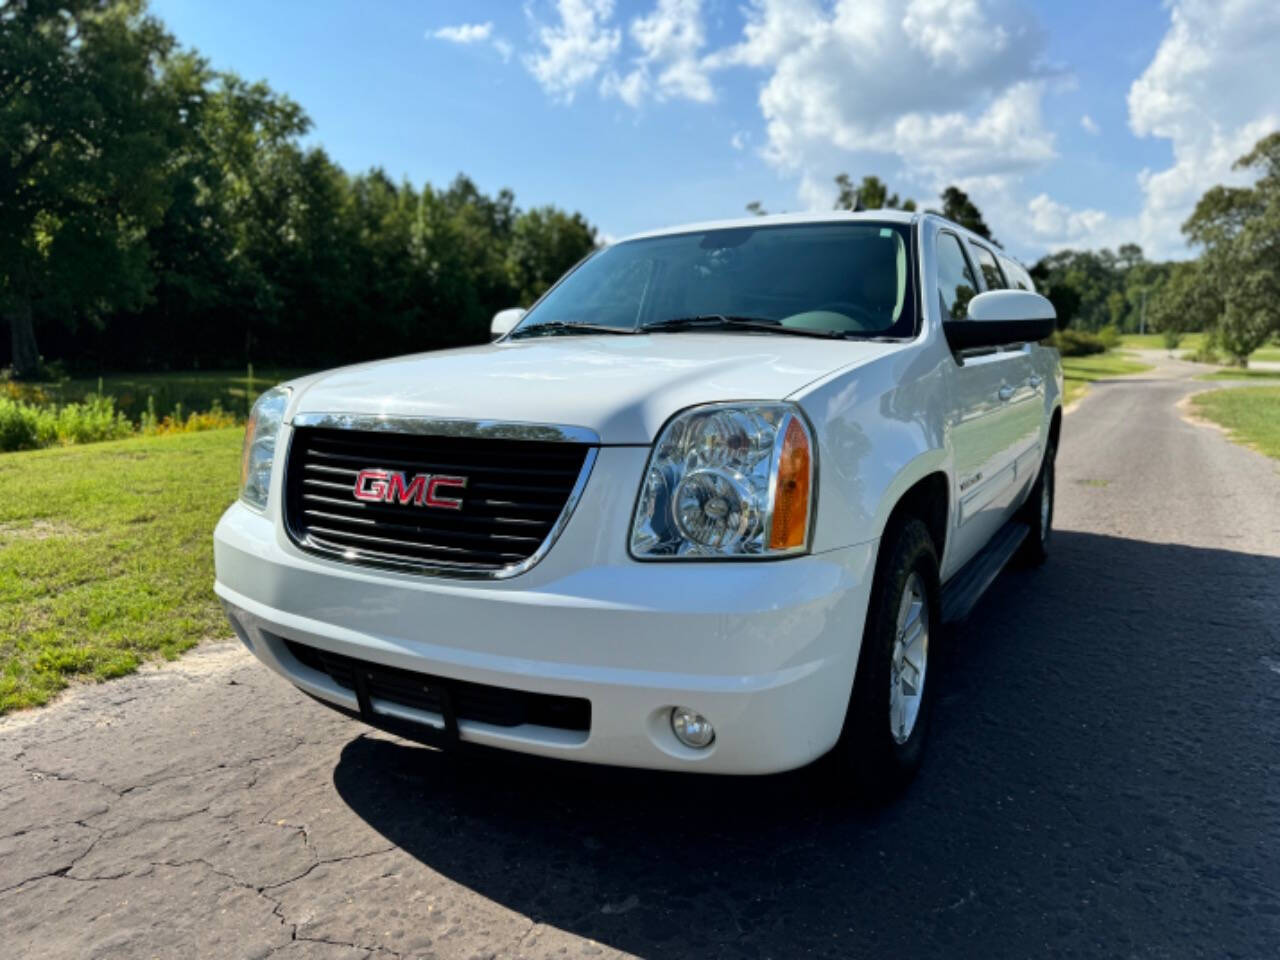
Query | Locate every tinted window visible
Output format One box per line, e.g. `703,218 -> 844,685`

936,232 -> 979,321
999,255 -> 1035,291
516,222 -> 917,338
971,244 -> 1006,290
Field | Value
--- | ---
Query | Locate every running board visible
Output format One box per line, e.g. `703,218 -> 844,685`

940,520 -> 1030,623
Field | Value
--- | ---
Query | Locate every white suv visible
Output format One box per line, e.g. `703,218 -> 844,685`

214,211 -> 1062,794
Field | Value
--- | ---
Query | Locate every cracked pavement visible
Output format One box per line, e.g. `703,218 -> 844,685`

2,357 -> 1279,958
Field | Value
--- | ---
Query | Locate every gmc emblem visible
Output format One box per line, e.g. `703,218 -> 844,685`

352,469 -> 467,510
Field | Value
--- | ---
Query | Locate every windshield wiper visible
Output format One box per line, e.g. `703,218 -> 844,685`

640,314 -> 846,339
509,321 -> 636,339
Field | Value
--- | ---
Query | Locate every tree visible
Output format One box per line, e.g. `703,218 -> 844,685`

1147,260 -> 1220,341
1181,131 -> 1280,365
1,0 -> 192,378
507,207 -> 597,306
833,174 -> 916,212
939,186 -> 997,244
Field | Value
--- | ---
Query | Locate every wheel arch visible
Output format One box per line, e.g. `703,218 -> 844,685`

865,448 -> 950,567
1048,404 -> 1062,452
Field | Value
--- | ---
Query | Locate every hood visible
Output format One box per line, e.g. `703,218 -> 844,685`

289,334 -> 901,444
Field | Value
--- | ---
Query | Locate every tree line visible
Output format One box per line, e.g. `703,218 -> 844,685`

5,2 -> 1277,380
1031,135 -> 1280,365
800,138 -> 1280,366
1,0 -> 597,379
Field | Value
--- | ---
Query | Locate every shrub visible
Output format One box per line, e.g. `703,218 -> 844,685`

141,399 -> 238,436
0,397 -> 57,451
1162,328 -> 1184,350
1097,324 -> 1122,350
0,394 -> 132,452
1048,329 -> 1108,357
53,396 -> 134,445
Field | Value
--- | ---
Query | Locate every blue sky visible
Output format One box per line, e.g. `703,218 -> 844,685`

151,1 -> 1280,262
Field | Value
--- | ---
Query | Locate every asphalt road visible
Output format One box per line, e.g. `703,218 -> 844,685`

3,355 -> 1279,959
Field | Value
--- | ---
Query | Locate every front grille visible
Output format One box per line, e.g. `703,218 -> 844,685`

284,640 -> 591,733
283,426 -> 592,576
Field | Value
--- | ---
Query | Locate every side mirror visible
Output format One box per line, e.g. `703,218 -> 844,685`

490,308 -> 525,341
944,290 -> 1056,351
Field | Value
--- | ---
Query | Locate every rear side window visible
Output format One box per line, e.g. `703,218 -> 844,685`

999,256 -> 1035,291
936,232 -> 979,320
971,245 -> 1006,290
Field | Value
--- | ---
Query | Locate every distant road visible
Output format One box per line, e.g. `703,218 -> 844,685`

3,355 -> 1278,959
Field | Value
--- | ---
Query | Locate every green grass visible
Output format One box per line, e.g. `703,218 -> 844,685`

1191,387 -> 1280,460
1194,368 -> 1280,382
25,368 -> 309,422
1252,346 -> 1280,363
1119,332 -> 1208,352
0,428 -> 241,713
1061,352 -> 1154,406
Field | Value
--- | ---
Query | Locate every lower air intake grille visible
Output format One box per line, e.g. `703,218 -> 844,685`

284,640 -> 591,733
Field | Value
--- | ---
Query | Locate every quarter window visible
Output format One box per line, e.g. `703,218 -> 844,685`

936,232 -> 979,321
971,245 -> 1006,290
999,256 -> 1036,292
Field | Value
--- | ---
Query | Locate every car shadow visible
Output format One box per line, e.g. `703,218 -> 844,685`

331,531 -> 1280,957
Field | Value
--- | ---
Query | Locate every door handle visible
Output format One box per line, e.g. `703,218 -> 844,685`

998,385 -> 1015,401
1028,375 -> 1043,389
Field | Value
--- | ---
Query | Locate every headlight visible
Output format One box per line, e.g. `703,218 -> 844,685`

630,402 -> 815,558
239,386 -> 291,510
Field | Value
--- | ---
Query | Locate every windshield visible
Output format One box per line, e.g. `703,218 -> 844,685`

511,221 -> 917,339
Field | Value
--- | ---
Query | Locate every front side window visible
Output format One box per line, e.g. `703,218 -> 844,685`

513,222 -> 917,339
936,232 -> 978,321
971,244 -> 1006,290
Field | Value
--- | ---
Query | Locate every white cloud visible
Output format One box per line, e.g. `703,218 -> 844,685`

432,22 -> 494,44
431,21 -> 515,62
602,0 -> 713,106
730,131 -> 747,151
1126,0 -> 1280,257
735,0 -> 1052,189
1027,193 -> 1108,242
1080,113 -> 1100,135
524,0 -> 622,103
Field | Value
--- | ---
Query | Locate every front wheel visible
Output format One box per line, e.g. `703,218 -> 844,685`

1017,444 -> 1055,566
830,516 -> 941,800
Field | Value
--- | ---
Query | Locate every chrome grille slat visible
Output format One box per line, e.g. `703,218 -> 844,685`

301,512 -> 544,544
299,492 -> 552,527
284,425 -> 596,579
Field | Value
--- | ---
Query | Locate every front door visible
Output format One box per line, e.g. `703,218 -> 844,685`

935,230 -> 1024,579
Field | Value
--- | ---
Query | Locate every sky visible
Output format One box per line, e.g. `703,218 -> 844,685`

150,0 -> 1280,263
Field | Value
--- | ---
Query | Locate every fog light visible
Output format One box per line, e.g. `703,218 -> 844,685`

671,707 -> 715,748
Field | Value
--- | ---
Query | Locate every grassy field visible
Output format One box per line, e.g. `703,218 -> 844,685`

0,428 -> 241,713
1119,332 -> 1208,352
1191,387 -> 1280,460
1062,352 -> 1154,406
24,368 -> 309,422
1195,368 -> 1280,382
1120,333 -> 1280,365
1252,346 -> 1280,363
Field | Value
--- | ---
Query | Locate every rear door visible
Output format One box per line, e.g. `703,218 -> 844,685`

939,231 -> 1025,577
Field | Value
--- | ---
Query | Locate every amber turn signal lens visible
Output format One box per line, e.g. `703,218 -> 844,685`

769,416 -> 811,550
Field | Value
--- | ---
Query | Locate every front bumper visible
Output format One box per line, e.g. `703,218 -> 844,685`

214,446 -> 876,774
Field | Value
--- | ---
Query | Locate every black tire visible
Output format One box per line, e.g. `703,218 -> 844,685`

829,516 -> 941,802
1017,444 -> 1055,566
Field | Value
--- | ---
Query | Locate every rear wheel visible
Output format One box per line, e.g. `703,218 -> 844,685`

830,516 -> 941,800
1017,444 -> 1055,566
